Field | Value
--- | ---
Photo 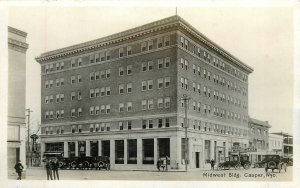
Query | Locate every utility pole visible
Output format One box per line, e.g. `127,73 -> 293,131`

26,108 -> 33,167
180,95 -> 190,172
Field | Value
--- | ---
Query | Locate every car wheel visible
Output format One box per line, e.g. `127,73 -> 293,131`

234,164 -> 239,170
244,163 -> 250,170
71,161 -> 77,169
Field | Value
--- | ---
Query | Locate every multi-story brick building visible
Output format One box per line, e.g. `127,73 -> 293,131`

36,15 -> 253,170
7,26 -> 29,173
247,118 -> 270,163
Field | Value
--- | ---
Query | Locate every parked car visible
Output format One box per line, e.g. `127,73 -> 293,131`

264,155 -> 287,173
218,154 -> 251,170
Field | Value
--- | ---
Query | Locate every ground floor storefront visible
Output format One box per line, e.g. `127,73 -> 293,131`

40,129 -> 249,170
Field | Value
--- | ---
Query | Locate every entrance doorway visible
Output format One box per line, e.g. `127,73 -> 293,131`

195,152 -> 200,168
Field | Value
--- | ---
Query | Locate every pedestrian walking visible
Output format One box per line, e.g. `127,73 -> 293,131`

52,158 -> 60,180
210,159 -> 215,170
45,159 -> 53,180
14,160 -> 24,180
156,159 -> 161,171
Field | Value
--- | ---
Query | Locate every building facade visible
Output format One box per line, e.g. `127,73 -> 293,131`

270,132 -> 293,158
7,26 -> 29,173
36,16 -> 253,170
268,133 -> 283,155
247,118 -> 270,163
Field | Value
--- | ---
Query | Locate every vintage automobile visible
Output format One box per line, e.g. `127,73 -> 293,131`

218,154 -> 251,170
264,155 -> 287,173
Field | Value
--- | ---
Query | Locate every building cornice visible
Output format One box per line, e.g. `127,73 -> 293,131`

35,15 -> 253,73
8,26 -> 27,37
8,38 -> 29,53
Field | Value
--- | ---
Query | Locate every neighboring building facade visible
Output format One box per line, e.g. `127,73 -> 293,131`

36,15 -> 253,170
268,133 -> 283,156
7,26 -> 29,173
271,132 -> 293,158
247,118 -> 270,163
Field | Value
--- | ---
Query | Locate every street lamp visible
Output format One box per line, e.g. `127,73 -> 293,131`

180,94 -> 190,172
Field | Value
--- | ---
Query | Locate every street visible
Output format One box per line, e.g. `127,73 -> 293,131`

10,166 -> 293,181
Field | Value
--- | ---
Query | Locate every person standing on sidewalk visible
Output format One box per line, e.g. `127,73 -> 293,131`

210,159 -> 215,170
14,160 -> 24,180
52,158 -> 60,180
165,156 -> 169,171
156,159 -> 161,171
45,159 -> 53,180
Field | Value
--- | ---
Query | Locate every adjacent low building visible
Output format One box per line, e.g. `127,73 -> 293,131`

268,133 -> 283,155
36,15 -> 253,170
247,118 -> 271,163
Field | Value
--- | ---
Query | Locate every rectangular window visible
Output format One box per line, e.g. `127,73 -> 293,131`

115,140 -> 124,164
90,72 -> 95,81
90,89 -> 95,98
157,37 -> 163,48
148,119 -> 153,128
164,36 -> 170,46
78,108 -> 82,117
180,37 -> 184,47
142,100 -> 147,110
142,63 -> 147,72
119,67 -> 124,76
77,58 -> 82,66
60,62 -> 64,70
142,81 -> 147,91
95,71 -> 100,80
106,105 -> 110,114
78,75 -> 82,83
127,65 -> 132,75
106,51 -> 110,60
158,119 -> 163,128
106,69 -> 110,78
127,83 -> 132,93
127,121 -> 132,130
60,78 -> 64,86
95,106 -> 100,115
119,103 -> 124,112
142,139 -> 154,164
141,41 -> 147,52
158,59 -> 163,69
165,97 -> 170,108
148,80 -> 153,90
165,57 -> 170,68
90,55 -> 94,64
56,79 -> 60,87
95,88 -> 100,97
142,120 -> 147,129
106,87 -> 110,96
127,139 -> 137,164
119,84 -> 124,94
158,78 -> 163,89
90,106 -> 95,115
148,40 -> 153,50
119,48 -> 124,57
184,60 -> 188,70
157,98 -> 163,108
127,102 -> 132,112
100,105 -> 105,114
119,122 -> 124,130
165,118 -> 170,127
60,94 -> 64,102
127,46 -> 132,55
148,61 -> 153,71
165,77 -> 170,88
148,99 -> 154,109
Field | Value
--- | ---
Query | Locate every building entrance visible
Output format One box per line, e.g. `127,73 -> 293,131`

196,152 -> 200,168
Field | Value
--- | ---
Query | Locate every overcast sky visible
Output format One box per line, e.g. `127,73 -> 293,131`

7,6 -> 294,134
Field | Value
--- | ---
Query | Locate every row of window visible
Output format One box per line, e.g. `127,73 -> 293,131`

180,36 -> 248,83
44,35 -> 171,74
89,69 -> 111,81
180,77 -> 247,109
180,117 -> 248,136
44,117 -> 171,135
250,127 -> 268,136
45,97 -> 171,119
180,57 -> 247,96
